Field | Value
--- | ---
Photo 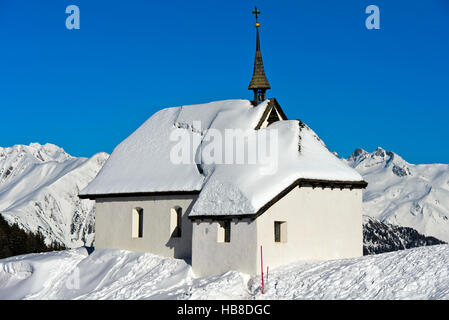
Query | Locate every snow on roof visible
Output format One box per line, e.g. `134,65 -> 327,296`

80,99 -> 267,196
80,99 -> 364,216
189,119 -> 363,217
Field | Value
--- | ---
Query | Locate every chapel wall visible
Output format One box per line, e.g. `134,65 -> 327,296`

94,194 -> 197,259
256,186 -> 363,273
191,218 -> 258,277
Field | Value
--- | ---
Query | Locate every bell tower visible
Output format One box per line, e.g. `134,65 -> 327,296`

248,7 -> 271,106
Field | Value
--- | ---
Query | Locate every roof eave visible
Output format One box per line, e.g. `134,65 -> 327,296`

78,190 -> 201,200
189,178 -> 367,221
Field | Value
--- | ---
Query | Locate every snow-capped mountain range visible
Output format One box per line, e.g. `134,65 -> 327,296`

345,147 -> 449,242
0,143 -> 108,247
0,143 -> 448,248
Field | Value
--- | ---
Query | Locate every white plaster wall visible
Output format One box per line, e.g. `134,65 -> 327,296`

256,186 -> 363,273
191,218 -> 258,277
95,195 -> 197,259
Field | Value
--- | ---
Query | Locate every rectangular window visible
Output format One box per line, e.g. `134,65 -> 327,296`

170,207 -> 182,238
177,208 -> 182,237
217,221 -> 231,243
132,208 -> 144,238
138,212 -> 143,238
274,221 -> 287,243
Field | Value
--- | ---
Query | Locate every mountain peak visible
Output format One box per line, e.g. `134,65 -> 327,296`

347,148 -> 369,167
372,147 -> 393,159
349,148 -> 368,160
27,142 -> 72,162
0,143 -> 75,188
345,147 -> 411,178
0,144 -> 109,247
0,143 -> 72,164
349,147 -> 401,163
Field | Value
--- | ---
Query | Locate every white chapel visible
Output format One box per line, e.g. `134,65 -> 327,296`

79,9 -> 367,276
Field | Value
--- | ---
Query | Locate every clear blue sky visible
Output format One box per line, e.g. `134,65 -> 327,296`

1,0 -> 448,164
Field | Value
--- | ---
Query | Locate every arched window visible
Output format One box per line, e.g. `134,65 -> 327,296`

132,207 -> 143,238
170,206 -> 182,238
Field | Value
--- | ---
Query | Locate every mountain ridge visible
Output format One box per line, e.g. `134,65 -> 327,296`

0,143 -> 108,247
344,146 -> 449,242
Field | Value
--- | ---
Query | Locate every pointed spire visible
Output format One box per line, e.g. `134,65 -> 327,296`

248,27 -> 270,90
248,7 -> 270,105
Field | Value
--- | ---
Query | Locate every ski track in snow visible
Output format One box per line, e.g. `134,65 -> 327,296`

1,245 -> 449,300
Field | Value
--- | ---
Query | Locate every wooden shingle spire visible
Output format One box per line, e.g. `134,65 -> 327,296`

248,7 -> 270,105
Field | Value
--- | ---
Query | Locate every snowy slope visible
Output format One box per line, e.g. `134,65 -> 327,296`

1,245 -> 449,299
0,143 -> 108,247
255,244 -> 449,299
345,148 -> 449,242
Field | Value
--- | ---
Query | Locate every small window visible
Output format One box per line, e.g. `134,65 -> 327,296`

170,207 -> 182,238
274,221 -> 287,243
217,221 -> 231,243
132,207 -> 144,238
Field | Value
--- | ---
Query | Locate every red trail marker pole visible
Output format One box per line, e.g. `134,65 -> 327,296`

261,245 -> 264,294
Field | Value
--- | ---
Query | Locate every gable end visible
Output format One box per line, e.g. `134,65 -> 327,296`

255,98 -> 288,129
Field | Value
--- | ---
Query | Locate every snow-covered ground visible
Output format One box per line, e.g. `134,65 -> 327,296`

1,245 -> 449,300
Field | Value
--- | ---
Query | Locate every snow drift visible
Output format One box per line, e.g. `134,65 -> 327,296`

1,245 -> 449,300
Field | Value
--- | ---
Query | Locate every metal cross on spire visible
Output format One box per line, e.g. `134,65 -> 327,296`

248,6 -> 270,105
252,6 -> 261,22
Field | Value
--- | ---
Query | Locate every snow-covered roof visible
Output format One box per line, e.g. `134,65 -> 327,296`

80,99 -> 267,196
80,99 -> 365,216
